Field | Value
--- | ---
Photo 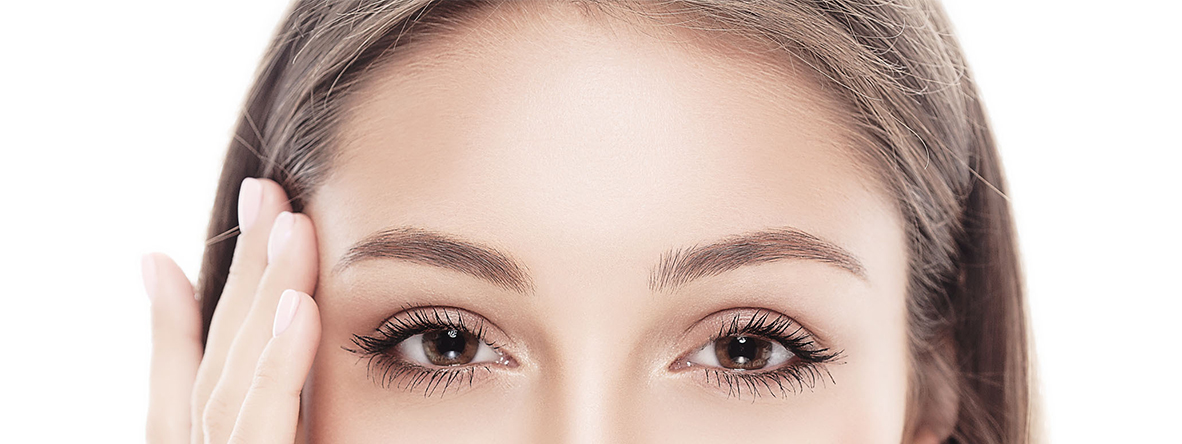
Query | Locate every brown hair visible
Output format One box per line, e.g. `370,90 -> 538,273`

197,1 -> 1032,442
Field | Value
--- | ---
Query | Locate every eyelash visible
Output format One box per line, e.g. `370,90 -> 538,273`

343,305 -> 503,397
690,309 -> 845,401
344,306 -> 843,401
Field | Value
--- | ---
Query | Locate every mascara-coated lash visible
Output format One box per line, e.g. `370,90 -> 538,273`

343,305 -> 513,397
671,308 -> 845,400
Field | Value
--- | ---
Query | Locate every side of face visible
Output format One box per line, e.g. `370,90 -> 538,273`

301,4 -> 912,443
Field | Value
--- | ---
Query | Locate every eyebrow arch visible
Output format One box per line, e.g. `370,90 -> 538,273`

648,227 -> 866,293
336,226 -> 864,296
334,226 -> 535,294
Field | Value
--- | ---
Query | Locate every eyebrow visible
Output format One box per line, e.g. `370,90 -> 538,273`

334,227 -> 535,294
648,227 -> 866,293
335,226 -> 865,295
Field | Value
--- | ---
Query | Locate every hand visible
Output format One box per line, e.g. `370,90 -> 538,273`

141,178 -> 320,444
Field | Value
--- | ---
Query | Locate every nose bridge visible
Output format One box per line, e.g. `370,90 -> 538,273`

535,354 -> 619,444
528,280 -> 645,444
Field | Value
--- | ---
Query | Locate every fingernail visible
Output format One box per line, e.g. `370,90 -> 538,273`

273,289 -> 301,337
267,211 -> 294,264
141,254 -> 157,302
238,178 -> 262,233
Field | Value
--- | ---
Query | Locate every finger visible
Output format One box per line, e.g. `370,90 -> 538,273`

204,212 -> 319,444
228,290 -> 320,444
192,177 -> 291,444
199,178 -> 291,369
142,253 -> 202,444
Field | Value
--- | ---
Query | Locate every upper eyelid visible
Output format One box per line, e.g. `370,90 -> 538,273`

352,306 -> 835,369
681,307 -> 804,338
394,309 -> 485,338
681,308 -> 836,355
718,311 -> 799,337
358,306 -> 513,351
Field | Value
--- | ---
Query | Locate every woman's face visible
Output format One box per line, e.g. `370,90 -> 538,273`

302,5 -> 911,443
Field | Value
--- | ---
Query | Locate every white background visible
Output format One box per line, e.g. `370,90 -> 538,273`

1,1 -> 1177,442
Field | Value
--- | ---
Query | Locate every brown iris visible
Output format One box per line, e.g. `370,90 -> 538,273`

713,335 -> 773,370
421,328 -> 479,366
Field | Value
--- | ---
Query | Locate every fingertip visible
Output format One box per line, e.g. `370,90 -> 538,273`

142,252 -> 194,303
301,292 -> 321,335
262,211 -> 320,293
270,291 -> 322,358
151,254 -> 196,302
267,212 -> 296,264
275,290 -> 320,333
272,289 -> 302,337
238,177 -> 263,233
141,253 -> 159,301
254,177 -> 293,212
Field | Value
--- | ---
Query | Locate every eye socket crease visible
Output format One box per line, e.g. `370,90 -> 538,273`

333,225 -> 866,295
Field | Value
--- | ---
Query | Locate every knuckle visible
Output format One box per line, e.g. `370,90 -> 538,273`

225,236 -> 265,283
190,373 -> 218,409
250,366 -> 287,396
226,426 -> 256,444
200,392 -> 235,436
251,356 -> 302,400
224,256 -> 260,289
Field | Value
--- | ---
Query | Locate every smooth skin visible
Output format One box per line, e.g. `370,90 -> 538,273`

145,3 -> 935,443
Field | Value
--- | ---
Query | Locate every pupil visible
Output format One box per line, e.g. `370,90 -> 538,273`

435,329 -> 466,358
728,336 -> 753,364
422,328 -> 478,365
714,335 -> 772,370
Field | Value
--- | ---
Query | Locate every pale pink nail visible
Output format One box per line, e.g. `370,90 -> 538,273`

140,254 -> 158,302
267,212 -> 294,264
273,289 -> 301,337
238,178 -> 262,233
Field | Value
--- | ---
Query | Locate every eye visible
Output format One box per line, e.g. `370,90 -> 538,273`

343,306 -> 518,397
688,334 -> 795,371
398,327 -> 503,367
669,308 -> 845,400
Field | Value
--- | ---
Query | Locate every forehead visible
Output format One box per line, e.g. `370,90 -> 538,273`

309,3 -> 898,279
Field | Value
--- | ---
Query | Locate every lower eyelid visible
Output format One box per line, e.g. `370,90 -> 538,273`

683,362 -> 838,401
370,359 -> 497,397
352,330 -> 517,396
